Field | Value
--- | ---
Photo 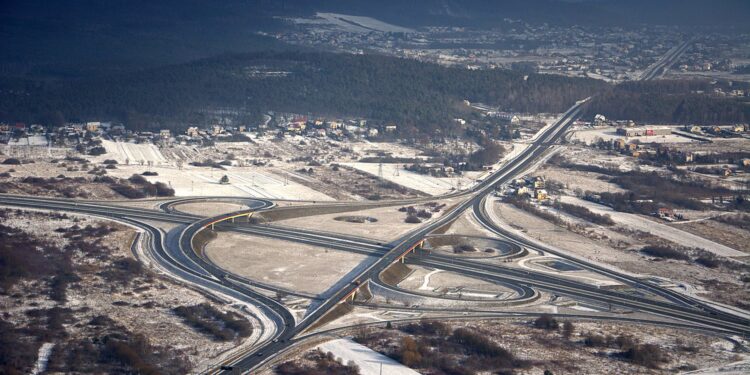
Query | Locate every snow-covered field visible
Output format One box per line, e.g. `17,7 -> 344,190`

342,162 -> 479,196
571,127 -> 694,144
99,140 -> 168,164
107,164 -> 334,200
560,196 -> 746,257
317,339 -> 419,375
315,13 -> 414,33
7,135 -> 48,146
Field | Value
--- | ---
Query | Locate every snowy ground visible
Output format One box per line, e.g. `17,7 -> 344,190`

98,140 -> 168,164
343,162 -> 480,196
317,339 -> 419,375
559,196 -> 746,258
106,164 -> 334,200
314,13 -> 415,33
571,126 -> 694,144
204,231 -> 375,297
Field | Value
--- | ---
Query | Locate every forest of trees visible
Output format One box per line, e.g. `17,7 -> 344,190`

3,53 -> 748,135
0,52 -> 605,135
584,80 -> 750,124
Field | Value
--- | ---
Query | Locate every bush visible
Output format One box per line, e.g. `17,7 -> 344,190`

450,328 -> 516,368
2,158 -> 21,165
154,182 -> 175,197
562,321 -> 574,339
558,202 -> 615,226
103,159 -> 118,165
110,184 -> 147,199
416,209 -> 432,219
405,215 -> 422,224
88,146 -> 106,156
173,303 -> 252,341
695,254 -> 720,268
620,343 -> 666,368
533,314 -> 559,330
640,246 -> 689,261
583,333 -> 606,347
128,174 -> 148,184
141,171 -> 158,176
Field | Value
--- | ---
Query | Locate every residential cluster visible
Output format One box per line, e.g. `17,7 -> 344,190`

0,112 -> 401,152
277,16 -> 705,82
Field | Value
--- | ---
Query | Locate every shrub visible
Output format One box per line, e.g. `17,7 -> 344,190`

583,333 -> 606,347
110,184 -> 147,199
695,254 -> 720,268
173,304 -> 252,341
562,321 -> 575,339
128,174 -> 148,185
2,158 -> 21,165
533,314 -> 559,330
141,171 -> 158,176
154,182 -> 175,197
450,328 -> 515,368
640,246 -> 689,261
88,146 -> 106,156
620,343 -> 666,368
103,159 -> 118,165
416,209 -> 432,219
405,215 -> 422,224
558,202 -> 615,225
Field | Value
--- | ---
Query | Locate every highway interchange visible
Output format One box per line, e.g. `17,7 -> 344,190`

3,39 -> 744,374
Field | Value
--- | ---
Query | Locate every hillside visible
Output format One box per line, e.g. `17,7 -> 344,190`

0,52 -> 606,133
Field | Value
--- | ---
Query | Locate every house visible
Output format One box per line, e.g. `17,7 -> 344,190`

86,122 -> 101,132
533,177 -> 545,189
159,129 -> 171,139
367,128 -> 379,138
613,138 -> 626,150
385,124 -> 398,133
186,127 -> 200,137
741,158 -> 750,167
616,127 -> 671,137
656,207 -> 675,221
690,125 -> 702,134
535,189 -> 548,201
517,186 -> 532,197
287,122 -> 305,133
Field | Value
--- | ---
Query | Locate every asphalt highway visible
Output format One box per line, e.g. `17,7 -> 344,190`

4,39 -> 739,374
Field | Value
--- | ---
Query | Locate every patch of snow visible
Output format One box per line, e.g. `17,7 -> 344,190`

559,196 -> 745,258
418,269 -> 442,290
31,342 -> 55,375
317,338 -> 420,375
343,162 -> 478,195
